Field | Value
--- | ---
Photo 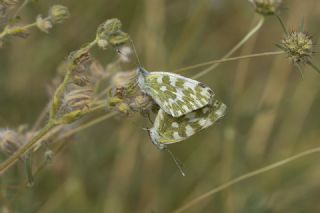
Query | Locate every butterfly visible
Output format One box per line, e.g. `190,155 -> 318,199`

147,100 -> 226,150
137,67 -> 214,118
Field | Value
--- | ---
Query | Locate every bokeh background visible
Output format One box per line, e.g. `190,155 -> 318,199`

1,0 -> 320,212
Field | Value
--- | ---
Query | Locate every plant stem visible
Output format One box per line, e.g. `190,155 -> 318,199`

33,112 -> 118,176
0,122 -> 57,175
276,14 -> 288,35
0,39 -> 99,175
192,16 -> 265,79
174,146 -> 320,213
57,112 -> 118,141
0,21 -> 39,40
13,0 -> 29,18
175,51 -> 284,73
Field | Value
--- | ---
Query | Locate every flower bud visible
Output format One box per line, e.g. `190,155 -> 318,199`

96,18 -> 129,49
96,18 -> 122,38
36,15 -> 53,33
118,46 -> 132,62
97,38 -> 109,49
48,5 -> 70,24
44,150 -> 54,163
249,0 -> 282,16
107,31 -> 129,46
117,102 -> 130,114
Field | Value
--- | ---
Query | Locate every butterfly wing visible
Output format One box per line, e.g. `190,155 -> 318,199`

138,68 -> 214,117
150,100 -> 226,148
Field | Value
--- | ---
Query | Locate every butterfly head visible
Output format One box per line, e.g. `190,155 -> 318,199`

137,67 -> 149,76
136,67 -> 149,89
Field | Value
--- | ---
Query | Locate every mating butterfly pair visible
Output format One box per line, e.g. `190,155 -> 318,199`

137,67 -> 226,150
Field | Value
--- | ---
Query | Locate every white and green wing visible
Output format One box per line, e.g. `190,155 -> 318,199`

149,100 -> 226,150
137,68 -> 214,117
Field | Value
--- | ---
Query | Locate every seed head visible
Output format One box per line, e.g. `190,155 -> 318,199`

48,5 -> 70,24
249,0 -> 282,16
63,86 -> 93,111
0,129 -> 23,155
279,31 -> 314,65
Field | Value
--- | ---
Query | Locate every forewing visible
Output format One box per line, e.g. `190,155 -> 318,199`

156,100 -> 226,145
145,72 -> 214,117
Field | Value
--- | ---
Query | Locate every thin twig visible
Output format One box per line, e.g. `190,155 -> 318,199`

192,16 -> 265,79
174,146 -> 320,213
175,51 -> 284,73
13,0 -> 29,18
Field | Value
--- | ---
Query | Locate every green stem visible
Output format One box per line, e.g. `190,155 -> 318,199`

174,146 -> 320,213
0,122 -> 57,175
24,152 -> 34,187
33,112 -> 118,176
192,16 -> 265,79
175,51 -> 284,73
276,14 -> 288,35
0,22 -> 38,40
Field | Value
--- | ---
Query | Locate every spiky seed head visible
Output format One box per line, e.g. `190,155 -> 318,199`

249,0 -> 282,16
279,31 -> 314,65
0,129 -> 23,155
36,15 -> 53,33
48,5 -> 70,24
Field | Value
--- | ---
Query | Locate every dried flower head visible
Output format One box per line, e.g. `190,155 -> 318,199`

249,0 -> 282,16
36,15 -> 53,33
71,52 -> 92,86
63,86 -> 93,111
0,129 -> 24,155
48,5 -> 70,24
278,31 -> 314,65
108,71 -> 155,115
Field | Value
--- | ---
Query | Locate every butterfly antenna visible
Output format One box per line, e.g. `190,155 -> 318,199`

129,37 -> 142,67
165,148 -> 186,177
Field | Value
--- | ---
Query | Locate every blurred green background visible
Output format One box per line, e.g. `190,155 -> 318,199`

1,0 -> 320,212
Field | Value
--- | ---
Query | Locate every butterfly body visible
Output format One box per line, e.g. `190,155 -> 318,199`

137,67 -> 214,118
